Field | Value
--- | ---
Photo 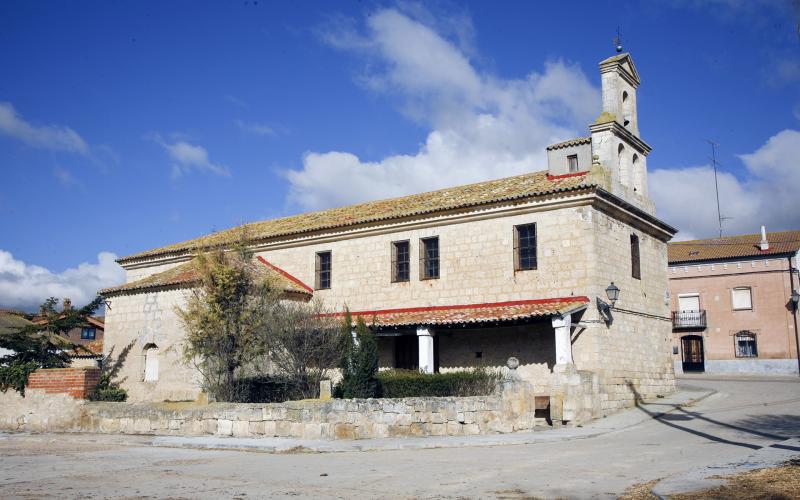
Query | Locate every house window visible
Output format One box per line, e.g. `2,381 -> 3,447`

567,154 -> 579,173
630,234 -> 641,280
391,240 -> 410,282
731,287 -> 752,310
315,251 -> 332,290
420,237 -> 439,280
81,327 -> 96,340
734,331 -> 757,358
514,223 -> 537,271
143,344 -> 159,382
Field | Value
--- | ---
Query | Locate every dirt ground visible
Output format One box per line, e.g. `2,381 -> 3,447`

618,459 -> 800,500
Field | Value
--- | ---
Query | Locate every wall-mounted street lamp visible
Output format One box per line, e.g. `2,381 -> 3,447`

597,282 -> 620,325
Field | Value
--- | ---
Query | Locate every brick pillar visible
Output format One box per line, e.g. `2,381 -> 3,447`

26,367 -> 101,399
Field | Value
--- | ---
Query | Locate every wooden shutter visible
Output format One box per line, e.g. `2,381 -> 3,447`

513,226 -> 520,271
391,242 -> 398,282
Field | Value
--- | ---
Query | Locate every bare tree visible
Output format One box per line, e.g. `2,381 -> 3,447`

263,299 -> 343,400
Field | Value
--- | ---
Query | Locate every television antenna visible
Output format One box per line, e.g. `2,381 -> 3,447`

707,140 -> 731,238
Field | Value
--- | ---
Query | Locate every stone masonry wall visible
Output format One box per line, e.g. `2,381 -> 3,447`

1,377 -> 560,439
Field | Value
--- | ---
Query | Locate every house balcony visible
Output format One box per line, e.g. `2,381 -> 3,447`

672,310 -> 707,330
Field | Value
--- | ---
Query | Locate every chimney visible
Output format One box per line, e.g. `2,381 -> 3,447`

62,298 -> 72,311
759,225 -> 769,251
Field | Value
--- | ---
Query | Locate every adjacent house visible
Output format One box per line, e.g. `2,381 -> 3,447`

32,299 -> 105,368
102,51 -> 677,416
668,228 -> 800,375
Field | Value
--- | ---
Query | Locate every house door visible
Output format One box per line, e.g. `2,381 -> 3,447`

681,335 -> 704,372
395,335 -> 418,370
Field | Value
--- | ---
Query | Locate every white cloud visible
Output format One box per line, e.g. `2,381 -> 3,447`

53,166 -> 79,187
235,119 -> 275,136
150,134 -> 231,178
0,102 -> 88,154
651,129 -> 800,240
0,250 -> 125,312
286,8 -> 599,210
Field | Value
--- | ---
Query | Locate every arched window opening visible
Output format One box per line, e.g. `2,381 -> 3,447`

143,343 -> 159,382
622,91 -> 632,128
632,154 -> 641,192
734,331 -> 757,358
618,143 -> 630,187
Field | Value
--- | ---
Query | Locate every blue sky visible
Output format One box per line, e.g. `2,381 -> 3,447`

1,0 -> 799,310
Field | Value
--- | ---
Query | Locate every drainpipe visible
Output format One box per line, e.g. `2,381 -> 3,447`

790,252 -> 800,377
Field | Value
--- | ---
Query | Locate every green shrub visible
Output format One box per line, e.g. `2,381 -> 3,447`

377,368 -> 501,398
338,315 -> 380,399
233,375 -> 309,403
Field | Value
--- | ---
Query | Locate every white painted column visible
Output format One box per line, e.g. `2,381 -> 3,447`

552,313 -> 573,365
417,326 -> 435,374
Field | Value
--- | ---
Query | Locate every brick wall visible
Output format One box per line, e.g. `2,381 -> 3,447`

26,368 -> 101,399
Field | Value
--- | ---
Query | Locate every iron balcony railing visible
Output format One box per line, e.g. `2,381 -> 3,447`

672,310 -> 707,329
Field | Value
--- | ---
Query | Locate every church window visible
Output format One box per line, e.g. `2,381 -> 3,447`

315,251 -> 332,289
632,154 -> 641,192
420,237 -> 439,280
630,234 -> 641,280
618,144 -> 630,187
143,344 -> 159,382
391,240 -> 410,282
622,91 -> 631,128
514,223 -> 537,271
567,154 -> 579,173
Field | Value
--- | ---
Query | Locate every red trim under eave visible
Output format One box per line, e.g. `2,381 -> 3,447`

321,296 -> 590,319
546,171 -> 588,181
256,256 -> 314,294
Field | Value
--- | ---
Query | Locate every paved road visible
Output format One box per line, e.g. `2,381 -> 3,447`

1,376 -> 799,499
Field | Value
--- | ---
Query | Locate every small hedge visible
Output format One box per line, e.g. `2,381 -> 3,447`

376,368 -> 501,398
233,375 -> 310,403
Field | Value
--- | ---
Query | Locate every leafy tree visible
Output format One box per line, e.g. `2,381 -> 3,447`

0,296 -> 103,395
338,315 -> 380,398
176,231 -> 278,402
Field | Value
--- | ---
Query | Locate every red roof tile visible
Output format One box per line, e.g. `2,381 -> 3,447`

668,230 -> 800,264
329,297 -> 589,327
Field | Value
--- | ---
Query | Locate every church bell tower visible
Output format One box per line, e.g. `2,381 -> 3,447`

589,52 -> 653,212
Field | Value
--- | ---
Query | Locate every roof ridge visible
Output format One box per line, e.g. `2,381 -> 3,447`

119,169 -> 595,263
671,229 -> 800,245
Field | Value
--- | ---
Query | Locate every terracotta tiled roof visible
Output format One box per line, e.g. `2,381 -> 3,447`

100,257 -> 313,297
668,230 -> 800,264
119,170 -> 594,263
333,297 -> 589,327
69,339 -> 103,357
0,311 -> 33,335
546,137 -> 591,150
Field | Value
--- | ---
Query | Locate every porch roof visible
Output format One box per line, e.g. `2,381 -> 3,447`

338,297 -> 589,328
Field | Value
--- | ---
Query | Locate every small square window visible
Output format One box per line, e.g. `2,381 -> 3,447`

731,287 -> 752,310
81,327 -> 96,340
315,251 -> 332,290
567,154 -> 579,173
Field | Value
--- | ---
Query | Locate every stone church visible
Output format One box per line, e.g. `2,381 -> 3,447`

102,52 -> 676,417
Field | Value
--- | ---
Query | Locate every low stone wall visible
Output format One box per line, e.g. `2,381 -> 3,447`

0,389 -> 85,432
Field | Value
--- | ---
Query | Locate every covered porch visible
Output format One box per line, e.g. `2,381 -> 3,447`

348,297 -> 589,387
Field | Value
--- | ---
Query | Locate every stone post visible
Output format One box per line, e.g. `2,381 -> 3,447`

417,326 -> 434,374
552,313 -> 573,366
